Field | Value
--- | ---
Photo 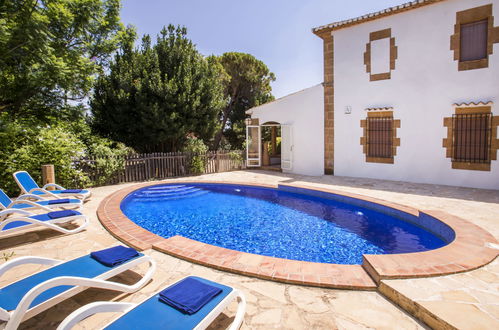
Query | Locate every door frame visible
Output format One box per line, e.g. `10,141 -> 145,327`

246,125 -> 261,167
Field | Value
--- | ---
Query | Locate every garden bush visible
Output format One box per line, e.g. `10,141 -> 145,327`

0,119 -> 89,196
0,116 -> 134,196
183,135 -> 208,174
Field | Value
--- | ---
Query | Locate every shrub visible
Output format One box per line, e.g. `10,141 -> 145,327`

0,120 -> 89,196
86,140 -> 132,186
0,115 -> 134,195
183,135 -> 208,174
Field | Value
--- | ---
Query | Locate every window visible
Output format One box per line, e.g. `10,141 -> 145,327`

452,112 -> 491,163
443,104 -> 498,171
367,116 -> 393,158
460,19 -> 488,62
450,4 -> 499,71
360,110 -> 400,164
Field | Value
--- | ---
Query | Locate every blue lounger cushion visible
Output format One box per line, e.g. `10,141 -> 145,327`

91,246 -> 139,267
14,172 -> 39,193
0,190 -> 13,208
61,189 -> 82,194
159,277 -> 222,315
47,210 -> 79,219
48,198 -> 71,205
1,210 -> 83,231
105,277 -> 232,330
0,253 -> 143,311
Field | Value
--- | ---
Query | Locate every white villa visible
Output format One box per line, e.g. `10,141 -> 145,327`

246,0 -> 499,190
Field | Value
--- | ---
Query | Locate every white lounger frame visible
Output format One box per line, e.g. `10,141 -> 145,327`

58,276 -> 246,330
13,171 -> 92,201
0,195 -> 82,220
0,209 -> 89,237
0,254 -> 156,330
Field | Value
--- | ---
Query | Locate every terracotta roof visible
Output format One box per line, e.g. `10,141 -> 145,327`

453,101 -> 493,107
312,0 -> 445,37
365,107 -> 394,111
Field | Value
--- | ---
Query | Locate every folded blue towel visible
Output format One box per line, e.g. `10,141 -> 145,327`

48,198 -> 71,205
47,210 -> 79,219
159,277 -> 222,315
61,189 -> 82,193
90,246 -> 139,267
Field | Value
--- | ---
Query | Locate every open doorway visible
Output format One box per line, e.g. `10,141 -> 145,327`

246,120 -> 292,172
261,122 -> 281,171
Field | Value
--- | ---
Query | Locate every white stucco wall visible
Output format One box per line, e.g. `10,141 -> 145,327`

333,0 -> 499,189
248,84 -> 324,176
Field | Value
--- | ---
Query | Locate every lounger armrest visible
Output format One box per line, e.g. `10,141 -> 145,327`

42,183 -> 65,190
57,302 -> 136,330
16,194 -> 46,201
27,188 -> 59,198
0,256 -> 62,277
0,214 -> 89,235
7,257 -> 155,330
8,200 -> 51,211
228,289 -> 247,330
0,208 -> 34,220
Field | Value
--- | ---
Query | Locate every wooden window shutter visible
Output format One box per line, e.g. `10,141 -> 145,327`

460,19 -> 488,62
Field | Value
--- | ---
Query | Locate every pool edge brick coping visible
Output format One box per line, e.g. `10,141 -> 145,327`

96,179 -> 498,292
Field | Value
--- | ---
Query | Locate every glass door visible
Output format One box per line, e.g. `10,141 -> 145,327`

246,125 -> 261,167
281,125 -> 293,170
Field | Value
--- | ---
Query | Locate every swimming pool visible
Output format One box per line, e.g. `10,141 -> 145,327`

121,183 -> 450,264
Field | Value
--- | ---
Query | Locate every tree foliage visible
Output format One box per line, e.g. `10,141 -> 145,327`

0,116 -> 88,195
0,0 -> 123,119
212,52 -> 275,149
91,25 -> 225,153
0,114 -> 132,195
182,135 -> 209,174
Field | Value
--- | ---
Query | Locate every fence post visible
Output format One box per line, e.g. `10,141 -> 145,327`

215,152 -> 220,173
41,164 -> 55,190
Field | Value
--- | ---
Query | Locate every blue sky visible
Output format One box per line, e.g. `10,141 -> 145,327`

121,0 -> 406,98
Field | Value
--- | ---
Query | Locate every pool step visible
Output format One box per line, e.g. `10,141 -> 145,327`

138,186 -> 197,194
130,188 -> 209,202
147,185 -> 187,190
133,186 -> 200,198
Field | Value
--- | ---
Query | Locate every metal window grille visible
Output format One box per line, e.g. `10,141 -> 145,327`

460,19 -> 488,62
452,113 -> 492,163
366,116 -> 393,158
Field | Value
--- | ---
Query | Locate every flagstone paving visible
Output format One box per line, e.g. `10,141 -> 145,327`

0,170 -> 497,329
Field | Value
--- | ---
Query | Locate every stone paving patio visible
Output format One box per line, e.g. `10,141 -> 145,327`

0,170 -> 497,329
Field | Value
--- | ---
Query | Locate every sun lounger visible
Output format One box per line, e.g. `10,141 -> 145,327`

57,276 -> 246,330
0,209 -> 89,237
0,189 -> 82,218
13,171 -> 91,201
0,246 -> 156,330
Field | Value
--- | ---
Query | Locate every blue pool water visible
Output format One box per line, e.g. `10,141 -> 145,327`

121,183 -> 448,264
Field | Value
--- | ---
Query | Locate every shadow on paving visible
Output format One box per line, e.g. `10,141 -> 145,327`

242,170 -> 499,204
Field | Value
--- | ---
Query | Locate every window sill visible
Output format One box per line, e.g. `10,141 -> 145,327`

458,58 -> 488,71
366,157 -> 394,164
451,161 -> 490,171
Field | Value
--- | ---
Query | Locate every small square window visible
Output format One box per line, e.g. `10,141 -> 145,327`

460,19 -> 488,62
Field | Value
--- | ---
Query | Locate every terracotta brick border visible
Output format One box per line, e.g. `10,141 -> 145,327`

97,180 -> 497,291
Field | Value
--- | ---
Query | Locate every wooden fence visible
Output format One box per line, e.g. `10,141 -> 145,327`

73,150 -> 245,186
